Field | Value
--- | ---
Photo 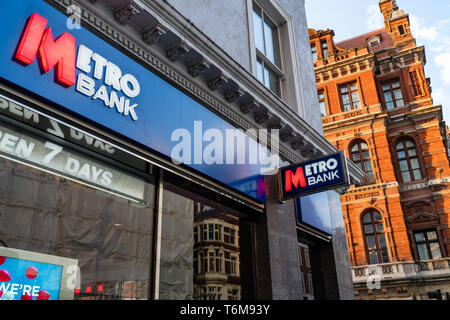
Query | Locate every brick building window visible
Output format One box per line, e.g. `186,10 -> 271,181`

318,89 -> 327,117
339,82 -> 361,111
362,210 -> 389,264
321,40 -> 329,59
395,137 -> 423,183
311,44 -> 317,61
349,140 -> 373,176
253,2 -> 282,96
382,79 -> 405,110
414,230 -> 442,261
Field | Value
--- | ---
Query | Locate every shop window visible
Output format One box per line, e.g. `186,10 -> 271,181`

339,82 -> 361,111
362,210 -> 389,264
311,44 -> 318,61
395,137 -> 423,183
349,140 -> 373,177
318,89 -> 327,117
321,40 -> 329,59
414,230 -> 442,261
381,79 -> 405,110
0,95 -> 156,301
253,2 -> 282,96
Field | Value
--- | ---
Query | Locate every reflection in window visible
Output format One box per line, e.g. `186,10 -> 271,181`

396,137 -> 422,183
382,79 -> 405,110
318,89 -> 327,117
362,210 -> 389,264
414,230 -> 442,261
311,44 -> 317,61
350,140 -> 373,176
321,40 -> 329,59
339,82 -> 361,111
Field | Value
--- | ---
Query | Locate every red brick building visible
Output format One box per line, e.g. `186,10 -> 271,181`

309,0 -> 450,299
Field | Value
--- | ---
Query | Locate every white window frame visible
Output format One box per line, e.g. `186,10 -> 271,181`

247,0 -> 302,106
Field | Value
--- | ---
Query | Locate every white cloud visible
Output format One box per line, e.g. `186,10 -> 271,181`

435,53 -> 450,86
410,15 -> 439,42
433,87 -> 449,107
433,88 -> 450,124
366,5 -> 384,30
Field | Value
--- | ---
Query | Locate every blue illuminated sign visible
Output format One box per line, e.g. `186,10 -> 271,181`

0,0 -> 268,202
280,151 -> 349,200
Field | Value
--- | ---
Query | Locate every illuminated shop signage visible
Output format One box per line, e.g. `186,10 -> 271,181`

0,0 -> 267,203
279,152 -> 349,200
15,13 -> 140,121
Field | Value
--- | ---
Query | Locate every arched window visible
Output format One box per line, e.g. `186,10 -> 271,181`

395,137 -> 422,183
362,210 -> 389,264
350,140 -> 373,176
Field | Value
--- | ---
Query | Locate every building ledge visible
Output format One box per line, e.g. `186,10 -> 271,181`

352,258 -> 450,284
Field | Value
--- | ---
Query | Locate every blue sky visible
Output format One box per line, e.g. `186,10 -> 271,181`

305,0 -> 450,124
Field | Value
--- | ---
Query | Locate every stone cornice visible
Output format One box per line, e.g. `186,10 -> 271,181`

314,53 -> 375,74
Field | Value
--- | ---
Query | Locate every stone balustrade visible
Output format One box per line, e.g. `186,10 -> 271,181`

352,257 -> 450,284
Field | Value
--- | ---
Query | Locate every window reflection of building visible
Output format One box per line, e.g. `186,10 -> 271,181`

298,243 -> 314,300
193,202 -> 241,300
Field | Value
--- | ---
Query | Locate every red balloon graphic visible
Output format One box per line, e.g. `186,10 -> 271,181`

25,266 -> 38,279
0,290 -> 3,298
21,292 -> 33,300
0,256 -> 5,265
0,269 -> 11,282
36,290 -> 50,300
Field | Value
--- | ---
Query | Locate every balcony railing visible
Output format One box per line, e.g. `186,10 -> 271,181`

351,258 -> 450,284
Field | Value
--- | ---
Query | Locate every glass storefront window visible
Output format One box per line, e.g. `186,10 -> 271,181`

0,95 -> 155,300
160,181 -> 243,300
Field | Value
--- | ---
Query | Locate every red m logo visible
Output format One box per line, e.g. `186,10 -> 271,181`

15,13 -> 76,86
285,167 -> 307,192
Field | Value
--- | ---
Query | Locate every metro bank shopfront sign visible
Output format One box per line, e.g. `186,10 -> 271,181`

280,151 -> 350,200
0,0 -> 269,202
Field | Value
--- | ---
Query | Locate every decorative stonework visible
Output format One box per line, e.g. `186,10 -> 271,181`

167,41 -> 190,62
280,128 -> 297,143
142,24 -> 166,45
290,138 -> 308,151
188,59 -> 211,77
114,0 -> 142,24
225,87 -> 245,103
301,148 -> 321,158
207,73 -> 228,91
254,108 -> 273,125
239,99 -> 259,114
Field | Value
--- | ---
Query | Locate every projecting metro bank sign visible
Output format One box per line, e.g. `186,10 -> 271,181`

15,13 -> 140,121
279,151 -> 350,200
